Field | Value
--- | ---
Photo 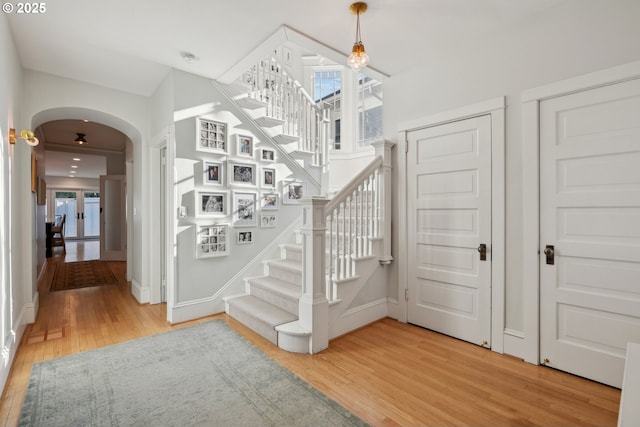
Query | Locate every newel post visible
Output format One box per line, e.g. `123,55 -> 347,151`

299,196 -> 330,353
372,139 -> 395,264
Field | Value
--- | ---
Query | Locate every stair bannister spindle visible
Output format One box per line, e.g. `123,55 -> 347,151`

368,174 -> 374,254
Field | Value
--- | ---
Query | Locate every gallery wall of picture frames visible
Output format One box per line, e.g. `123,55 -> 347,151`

193,117 -> 299,259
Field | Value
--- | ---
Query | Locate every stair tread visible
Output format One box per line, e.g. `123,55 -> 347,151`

249,276 -> 302,298
226,295 -> 297,327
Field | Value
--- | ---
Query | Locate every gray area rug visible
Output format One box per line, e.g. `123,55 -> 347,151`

19,320 -> 369,427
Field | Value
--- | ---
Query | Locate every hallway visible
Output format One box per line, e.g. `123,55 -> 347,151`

0,244 -> 621,426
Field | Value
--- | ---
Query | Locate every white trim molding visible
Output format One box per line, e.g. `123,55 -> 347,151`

521,60 -> 640,365
397,96 -> 506,354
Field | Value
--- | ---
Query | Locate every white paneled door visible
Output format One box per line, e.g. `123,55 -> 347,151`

407,115 -> 492,347
540,78 -> 640,388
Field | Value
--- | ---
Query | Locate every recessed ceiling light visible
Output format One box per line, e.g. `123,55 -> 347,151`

72,158 -> 81,161
69,170 -> 76,174
181,51 -> 199,64
69,175 -> 76,178
71,165 -> 78,169
83,119 -> 89,123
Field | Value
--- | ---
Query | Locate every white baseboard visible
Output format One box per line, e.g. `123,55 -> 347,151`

131,280 -> 150,304
386,297 -> 399,320
170,298 -> 226,324
0,295 -> 39,394
329,298 -> 388,339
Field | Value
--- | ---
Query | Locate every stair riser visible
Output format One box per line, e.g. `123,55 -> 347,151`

249,284 -> 298,316
265,263 -> 301,285
281,246 -> 302,262
225,302 -> 278,345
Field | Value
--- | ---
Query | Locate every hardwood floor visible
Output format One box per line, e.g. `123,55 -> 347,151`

0,241 -> 621,426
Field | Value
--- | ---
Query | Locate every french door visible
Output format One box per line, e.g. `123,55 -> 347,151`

52,189 -> 100,239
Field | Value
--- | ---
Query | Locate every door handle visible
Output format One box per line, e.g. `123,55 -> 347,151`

478,244 -> 487,261
544,245 -> 554,265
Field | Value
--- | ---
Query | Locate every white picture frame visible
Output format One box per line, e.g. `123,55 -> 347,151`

228,160 -> 257,187
261,192 -> 279,211
236,134 -> 254,158
260,214 -> 277,228
196,117 -> 227,154
196,224 -> 229,258
237,231 -> 253,244
262,167 -> 276,189
197,191 -> 228,217
232,191 -> 257,227
259,148 -> 275,162
282,180 -> 307,204
203,161 -> 224,186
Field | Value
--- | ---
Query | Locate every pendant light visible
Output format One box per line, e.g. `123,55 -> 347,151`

347,2 -> 369,71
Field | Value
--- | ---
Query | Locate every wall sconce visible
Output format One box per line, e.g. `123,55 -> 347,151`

9,128 -> 39,146
347,2 -> 369,71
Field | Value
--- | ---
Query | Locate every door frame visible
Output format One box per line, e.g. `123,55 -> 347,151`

397,96 -> 506,353
521,59 -> 640,365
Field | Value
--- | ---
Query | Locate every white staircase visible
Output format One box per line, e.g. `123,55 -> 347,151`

221,54 -> 395,354
225,242 -> 303,345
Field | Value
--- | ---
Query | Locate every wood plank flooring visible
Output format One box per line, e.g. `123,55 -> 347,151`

0,241 -> 621,426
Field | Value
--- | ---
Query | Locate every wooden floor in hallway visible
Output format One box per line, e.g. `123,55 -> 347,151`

0,241 -> 622,426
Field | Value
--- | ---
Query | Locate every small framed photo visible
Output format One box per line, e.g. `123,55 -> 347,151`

260,148 -> 275,162
203,161 -> 223,186
260,214 -> 277,228
197,117 -> 227,154
283,180 -> 307,204
228,161 -> 257,187
236,135 -> 254,158
197,224 -> 229,258
262,167 -> 276,188
237,231 -> 253,244
232,192 -> 257,227
197,191 -> 228,217
261,193 -> 279,210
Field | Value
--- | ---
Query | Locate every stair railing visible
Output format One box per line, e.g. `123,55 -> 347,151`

300,140 -> 394,304
244,56 -> 329,168
298,140 -> 394,351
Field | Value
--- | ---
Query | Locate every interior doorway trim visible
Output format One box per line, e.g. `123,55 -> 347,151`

520,59 -> 640,364
397,96 -> 506,353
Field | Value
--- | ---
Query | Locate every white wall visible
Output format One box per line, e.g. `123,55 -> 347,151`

384,1 -> 640,336
171,71 -> 312,311
0,12 -> 33,395
22,71 -> 151,300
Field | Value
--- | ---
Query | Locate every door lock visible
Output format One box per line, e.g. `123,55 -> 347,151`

544,245 -> 554,265
478,244 -> 487,261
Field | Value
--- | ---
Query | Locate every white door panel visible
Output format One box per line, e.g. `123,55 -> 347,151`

540,78 -> 640,388
407,115 -> 492,346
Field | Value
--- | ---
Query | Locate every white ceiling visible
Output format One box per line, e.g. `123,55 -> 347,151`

7,0 -> 565,96
7,0 -> 565,178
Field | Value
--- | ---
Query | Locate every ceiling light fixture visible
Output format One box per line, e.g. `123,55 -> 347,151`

347,2 -> 369,71
74,133 -> 87,145
72,157 -> 81,161
181,51 -> 198,64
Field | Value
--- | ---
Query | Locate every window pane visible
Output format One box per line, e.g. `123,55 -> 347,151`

357,75 -> 383,146
313,70 -> 342,150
